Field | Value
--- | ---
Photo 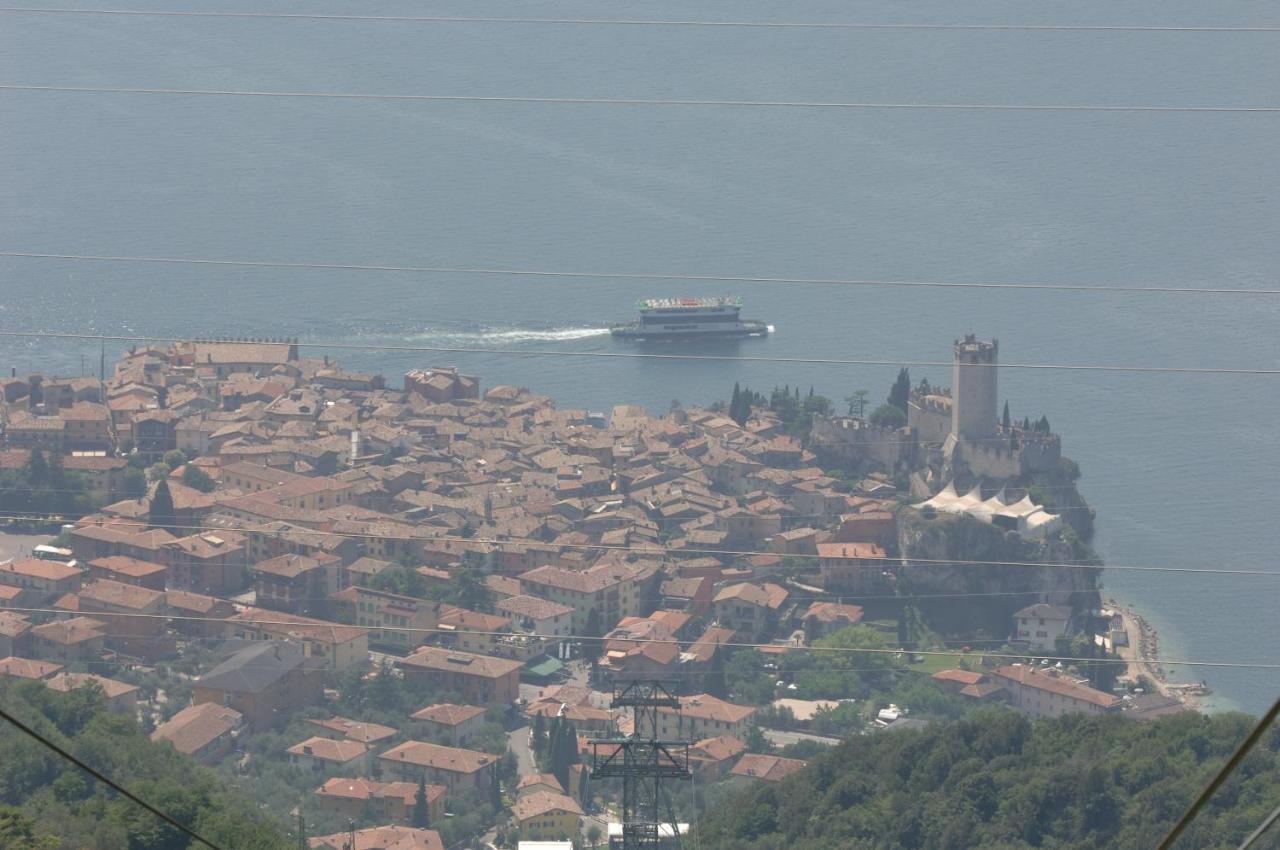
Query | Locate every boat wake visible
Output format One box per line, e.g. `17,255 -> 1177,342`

406,325 -> 611,344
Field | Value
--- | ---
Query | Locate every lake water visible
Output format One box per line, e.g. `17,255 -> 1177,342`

2,0 -> 1277,712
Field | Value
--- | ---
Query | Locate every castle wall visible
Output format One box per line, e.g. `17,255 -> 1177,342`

908,395 -> 951,445
809,416 -> 909,471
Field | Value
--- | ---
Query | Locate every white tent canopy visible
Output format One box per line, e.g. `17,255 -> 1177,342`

915,480 -> 1062,538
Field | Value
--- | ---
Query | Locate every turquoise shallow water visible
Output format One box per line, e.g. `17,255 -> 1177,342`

1,0 -> 1277,711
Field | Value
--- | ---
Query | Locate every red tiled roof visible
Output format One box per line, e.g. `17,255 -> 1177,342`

932,669 -> 986,686
411,703 -> 486,727
510,790 -> 583,822
397,647 -> 521,680
0,557 -> 81,582
992,665 -> 1121,709
0,656 -> 63,679
730,753 -> 808,782
287,736 -> 370,764
378,740 -> 494,774
151,703 -> 242,754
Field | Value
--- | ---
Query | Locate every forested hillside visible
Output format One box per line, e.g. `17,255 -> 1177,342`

694,708 -> 1278,850
0,680 -> 291,850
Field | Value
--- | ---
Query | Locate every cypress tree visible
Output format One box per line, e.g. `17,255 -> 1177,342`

1002,401 -> 1011,430
547,716 -> 563,774
148,479 -> 176,531
490,765 -> 502,810
888,367 -> 911,414
412,778 -> 430,828
532,713 -> 548,758
553,719 -> 578,790
731,382 -> 741,416
582,608 -> 603,660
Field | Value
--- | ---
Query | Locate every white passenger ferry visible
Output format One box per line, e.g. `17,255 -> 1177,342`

610,297 -> 771,341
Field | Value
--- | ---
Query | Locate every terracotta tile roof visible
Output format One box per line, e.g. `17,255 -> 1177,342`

816,542 -> 887,559
308,716 -> 398,744
511,790 -> 583,822
712,582 -> 789,610
79,579 -> 166,611
689,734 -> 747,764
378,740 -> 495,775
151,702 -> 243,754
0,656 -> 63,679
992,665 -> 1121,709
411,703 -> 486,727
229,608 -> 368,645
89,556 -> 167,579
438,607 -> 511,634
309,825 -> 444,850
802,601 -> 865,625
0,557 -> 82,582
495,594 -> 574,621
960,682 -> 1007,700
47,672 -> 139,700
31,616 -> 106,646
397,647 -> 521,680
666,694 -> 755,724
730,753 -> 809,782
518,561 -> 644,594
931,669 -> 986,686
516,773 -> 565,794
316,778 -> 444,806
0,611 -> 30,638
253,553 -> 322,579
287,736 -> 370,764
166,531 -> 246,557
165,590 -> 235,616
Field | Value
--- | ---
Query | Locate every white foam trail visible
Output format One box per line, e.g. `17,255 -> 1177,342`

404,326 -> 612,343
482,327 -> 612,342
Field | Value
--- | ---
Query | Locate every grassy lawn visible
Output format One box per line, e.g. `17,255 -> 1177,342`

912,651 -> 984,675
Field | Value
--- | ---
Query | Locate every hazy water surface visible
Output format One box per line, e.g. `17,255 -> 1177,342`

2,0 -> 1277,711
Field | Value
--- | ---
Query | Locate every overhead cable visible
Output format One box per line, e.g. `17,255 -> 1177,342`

1,330 -> 1277,375
4,513 -> 1275,576
0,702 -> 231,850
1,83 -> 1277,113
1158,696 -> 1280,849
3,606 -> 1274,669
2,250 -> 1276,296
1237,802 -> 1280,850
2,7 -> 1279,33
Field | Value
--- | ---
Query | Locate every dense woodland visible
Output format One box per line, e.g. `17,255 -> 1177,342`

0,680 -> 292,850
693,708 -> 1278,850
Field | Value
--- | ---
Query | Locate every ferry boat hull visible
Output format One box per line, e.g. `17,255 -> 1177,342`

610,320 -> 770,341
611,297 -> 771,341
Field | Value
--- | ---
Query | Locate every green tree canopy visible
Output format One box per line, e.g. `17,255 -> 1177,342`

180,464 -> 216,493
694,709 -> 1274,850
869,403 -> 907,430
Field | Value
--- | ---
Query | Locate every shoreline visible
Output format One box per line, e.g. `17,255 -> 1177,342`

1106,596 -> 1209,712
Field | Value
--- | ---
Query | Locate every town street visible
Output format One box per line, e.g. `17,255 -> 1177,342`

507,724 -> 536,779
0,531 -> 51,563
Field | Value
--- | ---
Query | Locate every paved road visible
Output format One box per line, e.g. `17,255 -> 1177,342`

0,531 -> 53,563
507,724 -> 536,779
763,729 -> 841,748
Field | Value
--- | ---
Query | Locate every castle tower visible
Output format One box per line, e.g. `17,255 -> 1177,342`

951,334 -> 998,441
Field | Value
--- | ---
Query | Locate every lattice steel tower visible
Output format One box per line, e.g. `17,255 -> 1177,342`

591,679 -> 691,849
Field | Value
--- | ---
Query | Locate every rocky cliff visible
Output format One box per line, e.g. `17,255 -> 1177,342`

896,508 -> 1101,637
